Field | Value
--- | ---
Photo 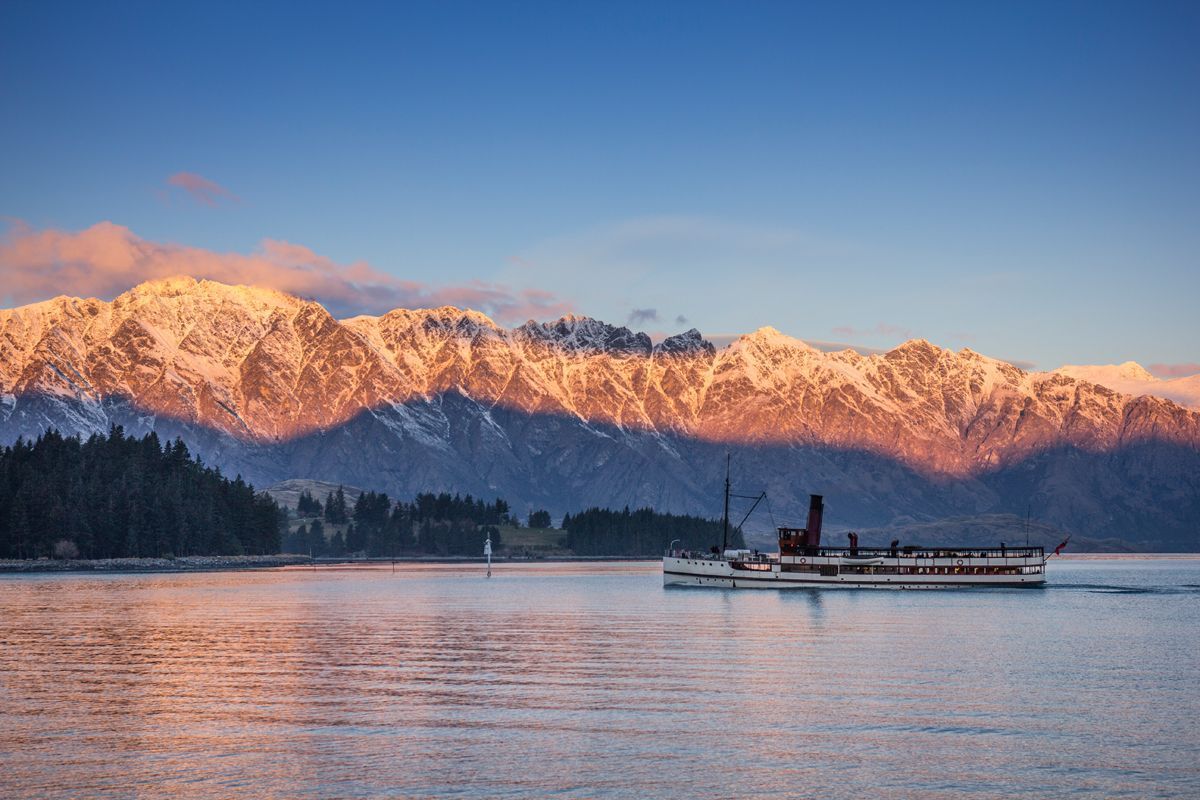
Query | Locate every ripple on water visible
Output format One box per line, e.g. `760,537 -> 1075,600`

0,559 -> 1198,799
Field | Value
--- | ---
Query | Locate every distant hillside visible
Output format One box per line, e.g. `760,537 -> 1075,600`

267,479 -> 363,510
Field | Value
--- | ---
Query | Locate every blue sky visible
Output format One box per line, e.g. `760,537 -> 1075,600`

1,0 -> 1197,370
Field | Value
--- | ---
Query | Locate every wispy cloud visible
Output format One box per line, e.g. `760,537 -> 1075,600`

675,314 -> 688,325
166,172 -> 238,206
831,322 -> 913,340
628,308 -> 659,325
0,220 -> 572,323
1148,362 -> 1200,379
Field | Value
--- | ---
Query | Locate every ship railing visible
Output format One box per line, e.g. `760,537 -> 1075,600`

788,546 -> 1045,560
665,548 -> 1046,561
664,550 -> 775,562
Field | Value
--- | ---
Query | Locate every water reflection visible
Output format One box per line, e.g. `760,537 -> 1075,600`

1,559 -> 1198,798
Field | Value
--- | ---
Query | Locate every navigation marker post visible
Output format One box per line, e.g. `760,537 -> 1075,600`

484,533 -> 492,578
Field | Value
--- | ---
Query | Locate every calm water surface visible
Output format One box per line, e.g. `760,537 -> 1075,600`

2,557 -> 1198,799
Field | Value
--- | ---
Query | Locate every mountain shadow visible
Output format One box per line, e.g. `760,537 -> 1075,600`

3,390 -> 1197,551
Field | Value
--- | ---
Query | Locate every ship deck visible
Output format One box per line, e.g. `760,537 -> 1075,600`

663,545 -> 1047,589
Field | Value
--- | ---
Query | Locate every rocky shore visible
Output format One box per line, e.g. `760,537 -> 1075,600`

0,554 -> 313,573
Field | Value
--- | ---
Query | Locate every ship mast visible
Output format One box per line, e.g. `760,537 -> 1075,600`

721,453 -> 731,553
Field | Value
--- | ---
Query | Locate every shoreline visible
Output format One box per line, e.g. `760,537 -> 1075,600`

2,551 -> 1195,575
0,554 -> 655,574
0,554 -> 315,574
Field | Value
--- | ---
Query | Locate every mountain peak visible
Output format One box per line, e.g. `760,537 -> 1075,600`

733,326 -> 815,351
654,328 -> 716,358
1056,361 -> 1158,384
1114,361 -> 1157,381
884,338 -> 949,366
517,315 -> 652,356
419,305 -> 501,329
130,275 -> 201,292
893,337 -> 938,352
114,275 -> 301,309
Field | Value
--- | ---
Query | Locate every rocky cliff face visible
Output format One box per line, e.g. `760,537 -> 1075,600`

2,277 -> 1198,548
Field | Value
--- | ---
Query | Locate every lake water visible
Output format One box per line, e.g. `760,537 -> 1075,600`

1,557 -> 1198,799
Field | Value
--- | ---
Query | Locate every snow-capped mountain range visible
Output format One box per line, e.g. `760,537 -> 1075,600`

1053,362 -> 1200,410
2,277 -> 1197,549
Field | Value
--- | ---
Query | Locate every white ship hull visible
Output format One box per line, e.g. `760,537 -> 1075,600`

664,480 -> 1055,589
663,552 -> 1047,589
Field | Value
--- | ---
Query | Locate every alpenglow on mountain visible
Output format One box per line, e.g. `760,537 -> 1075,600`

1,277 -> 1197,549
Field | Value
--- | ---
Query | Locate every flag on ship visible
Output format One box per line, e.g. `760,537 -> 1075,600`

1053,535 -> 1071,556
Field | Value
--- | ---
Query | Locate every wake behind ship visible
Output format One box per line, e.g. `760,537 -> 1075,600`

663,492 -> 1049,590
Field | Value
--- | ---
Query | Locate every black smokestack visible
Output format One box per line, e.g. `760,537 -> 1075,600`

805,495 -> 823,549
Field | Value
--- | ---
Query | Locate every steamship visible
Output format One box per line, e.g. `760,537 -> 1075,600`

662,473 -> 1049,589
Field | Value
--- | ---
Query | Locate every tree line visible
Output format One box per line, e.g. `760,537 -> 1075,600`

0,428 -> 740,560
284,491 -> 513,557
562,506 -> 745,556
0,428 -> 282,559
288,490 -> 741,558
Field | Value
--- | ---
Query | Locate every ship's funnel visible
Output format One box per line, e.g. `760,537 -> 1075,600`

806,495 -> 823,548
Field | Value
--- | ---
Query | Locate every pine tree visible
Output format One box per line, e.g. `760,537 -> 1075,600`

329,529 -> 346,556
306,519 -> 327,556
0,428 -> 286,560
297,490 -> 322,517
345,522 -> 364,553
335,487 -> 348,523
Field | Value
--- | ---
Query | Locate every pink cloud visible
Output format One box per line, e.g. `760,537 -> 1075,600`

166,172 -> 238,206
0,220 -> 573,324
1148,362 -> 1200,379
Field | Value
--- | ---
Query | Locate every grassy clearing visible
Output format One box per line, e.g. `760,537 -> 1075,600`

497,526 -> 570,556
286,516 -> 570,556
287,516 -> 351,537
